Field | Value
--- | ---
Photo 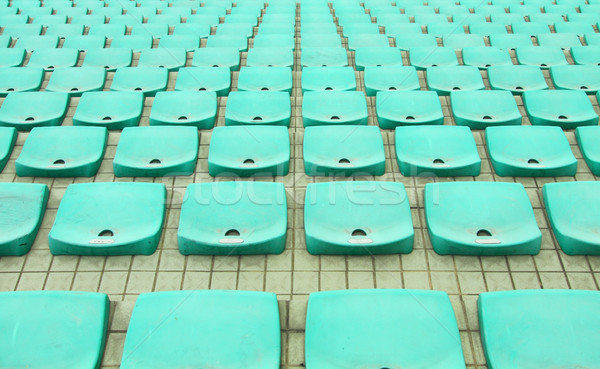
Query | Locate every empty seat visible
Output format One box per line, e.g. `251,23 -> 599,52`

237,66 -> 292,93
246,47 -> 294,68
537,32 -> 582,49
225,91 -> 291,126
571,45 -> 600,65
305,289 -> 465,368
174,67 -> 231,96
550,65 -> 600,93
426,66 -> 485,95
469,22 -> 508,36
0,67 -> 43,95
516,46 -> 568,68
130,23 -> 169,38
301,47 -> 348,68
303,125 -> 385,176
461,46 -> 512,69
108,14 -> 144,27
354,47 -> 403,71
83,48 -> 133,70
442,33 -> 485,49
70,14 -> 106,26
489,33 -> 534,49
192,47 -> 240,70
137,48 -> 186,70
110,35 -> 152,51
87,23 -> 126,38
376,90 -> 444,128
301,33 -> 342,48
395,34 -> 437,51
120,290 -> 280,368
62,35 -> 106,50
0,291 -> 108,367
301,66 -> 356,92
172,24 -> 211,38
26,48 -> 79,70
0,92 -> 68,131
0,126 -> 15,172
479,290 -> 600,368
73,91 -> 144,129
554,21 -> 594,36
45,66 -> 106,96
486,125 -> 577,176
364,66 -> 420,96
113,126 -> 198,177
576,125 -> 600,176
396,125 -> 481,176
0,182 -> 47,256
425,182 -> 542,255
347,34 -> 390,51
451,90 -> 522,129
49,182 -> 166,255
252,34 -> 294,50
409,46 -> 459,69
487,65 -> 548,93
543,181 -> 600,255
216,22 -> 254,38
2,24 -> 42,38
427,22 -> 465,38
149,91 -> 217,129
384,23 -> 422,37
110,67 -> 168,96
511,22 -> 551,36
156,35 -> 199,52
16,126 -> 107,177
523,89 -> 598,128
0,48 -> 25,68
14,35 -> 59,51
206,34 -> 248,52
302,91 -> 368,126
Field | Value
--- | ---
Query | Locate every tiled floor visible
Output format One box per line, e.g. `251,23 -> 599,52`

1,10 -> 600,369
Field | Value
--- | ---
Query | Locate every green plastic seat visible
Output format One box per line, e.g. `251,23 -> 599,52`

158,34 -> 200,51
130,23 -> 169,38
45,66 -> 106,96
442,33 -> 485,49
73,91 -> 144,129
511,22 -> 551,36
2,24 -> 42,38
479,290 -> 600,368
571,45 -> 600,65
488,65 -> 548,93
395,34 -> 437,51
0,48 -> 25,67
364,66 -> 420,96
0,126 -> 15,171
49,182 -> 166,255
528,12 -> 564,25
26,48 -> 78,70
409,46 -> 458,69
206,34 -> 248,52
0,14 -> 28,25
306,289 -> 465,368
543,181 -> 600,255
62,35 -> 106,50
301,66 -> 356,92
301,47 -> 348,68
576,125 -> 600,175
461,46 -> 512,69
554,21 -> 594,36
82,48 -> 132,71
523,89 -> 598,128
376,90 -> 444,128
469,22 -> 508,36
395,125 -> 481,176
427,22 -> 465,38
0,92 -> 68,131
252,34 -> 294,50
146,14 -> 182,26
426,66 -> 484,95
383,22 -> 422,37
489,33 -> 534,49
354,46 -> 403,71
110,35 -> 152,52
208,126 -> 290,177
537,32 -> 582,49
550,65 -> 600,93
225,91 -> 291,126
121,291 -> 280,368
302,91 -> 368,126
149,91 -> 217,129
347,34 -> 390,51
172,24 -> 211,38
486,125 -> 577,176
137,48 -> 186,70
246,47 -> 294,68
87,23 -> 126,38
303,125 -> 385,176
192,47 -> 240,71
305,182 -> 412,254
451,90 -> 522,129
516,46 -> 569,68
585,32 -> 600,46
107,14 -> 144,27
238,66 -> 292,93
425,182 -> 542,255
113,126 -> 198,177
14,35 -> 58,51
45,23 -> 85,38
174,67 -> 231,96
70,14 -> 106,26
216,22 -> 254,38
0,291 -> 109,367
0,182 -> 47,256
0,67 -> 43,95
110,67 -> 168,96
187,13 -> 221,26
16,126 -> 107,177
342,22 -> 380,38
301,33 -> 342,48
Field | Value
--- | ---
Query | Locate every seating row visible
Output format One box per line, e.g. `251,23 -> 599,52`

2,179 -> 600,256
2,288 -> 599,369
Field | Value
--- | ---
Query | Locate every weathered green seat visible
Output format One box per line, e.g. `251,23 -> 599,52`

364,66 -> 420,96
149,91 -> 217,129
301,47 -> 348,67
550,65 -> 600,93
174,67 -> 231,96
301,66 -> 356,92
461,46 -> 512,69
576,125 -> 600,176
0,92 -> 68,131
487,65 -> 549,94
82,48 -> 132,71
515,46 -> 568,68
73,91 -> 144,130
0,67 -> 43,95
237,66 -> 293,93
191,47 -> 240,70
302,91 -> 368,126
137,48 -> 186,70
451,90 -> 522,129
26,48 -> 79,70
0,48 -> 25,68
45,66 -> 106,96
110,67 -> 168,96
225,91 -> 291,126
376,90 -> 444,128
426,66 -> 485,95
523,89 -> 599,128
409,46 -> 459,69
